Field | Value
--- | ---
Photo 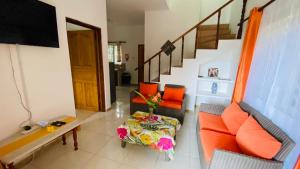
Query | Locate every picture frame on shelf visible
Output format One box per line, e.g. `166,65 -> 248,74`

208,68 -> 219,77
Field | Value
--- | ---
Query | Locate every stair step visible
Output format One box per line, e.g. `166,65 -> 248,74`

151,71 -> 170,82
173,65 -> 182,68
183,57 -> 196,59
198,24 -> 229,31
198,41 -> 217,49
196,23 -> 235,49
152,77 -> 159,82
198,29 -> 231,37
161,71 -> 170,75
199,34 -> 236,43
198,34 -> 236,44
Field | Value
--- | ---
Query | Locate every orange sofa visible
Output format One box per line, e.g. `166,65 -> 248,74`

130,83 -> 186,123
197,102 -> 295,169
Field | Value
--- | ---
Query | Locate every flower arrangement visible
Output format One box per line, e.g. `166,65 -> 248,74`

134,90 -> 162,111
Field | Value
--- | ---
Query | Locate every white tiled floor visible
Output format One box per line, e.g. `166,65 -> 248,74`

21,86 -> 201,169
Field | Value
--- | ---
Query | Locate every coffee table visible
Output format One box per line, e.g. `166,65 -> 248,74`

117,111 -> 181,160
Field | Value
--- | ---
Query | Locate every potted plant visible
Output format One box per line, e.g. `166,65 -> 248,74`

134,90 -> 162,118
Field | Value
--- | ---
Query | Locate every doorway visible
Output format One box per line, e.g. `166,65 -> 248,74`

66,18 -> 105,112
138,44 -> 145,83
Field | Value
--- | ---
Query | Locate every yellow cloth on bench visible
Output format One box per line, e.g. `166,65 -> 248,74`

0,116 -> 76,157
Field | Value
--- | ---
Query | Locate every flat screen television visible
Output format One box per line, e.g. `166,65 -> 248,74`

0,0 -> 59,48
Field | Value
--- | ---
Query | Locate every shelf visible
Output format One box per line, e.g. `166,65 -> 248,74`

196,90 -> 230,99
198,77 -> 234,84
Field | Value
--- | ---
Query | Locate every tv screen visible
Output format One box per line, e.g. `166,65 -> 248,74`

0,0 -> 59,48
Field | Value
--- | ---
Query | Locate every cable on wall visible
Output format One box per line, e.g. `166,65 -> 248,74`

8,45 -> 33,128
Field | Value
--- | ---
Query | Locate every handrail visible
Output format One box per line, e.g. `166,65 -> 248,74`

238,0 -> 275,26
135,0 -> 234,71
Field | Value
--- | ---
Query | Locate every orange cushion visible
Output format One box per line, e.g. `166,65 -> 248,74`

132,96 -> 147,104
159,100 -> 182,110
163,86 -> 185,102
139,83 -> 158,97
200,130 -> 241,162
236,116 -> 282,159
221,102 -> 249,135
198,112 -> 231,135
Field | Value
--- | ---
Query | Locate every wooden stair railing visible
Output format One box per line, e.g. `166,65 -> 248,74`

237,0 -> 276,33
135,0 -> 242,82
237,0 -> 248,39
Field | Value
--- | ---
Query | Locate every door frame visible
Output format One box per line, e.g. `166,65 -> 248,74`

66,17 -> 106,112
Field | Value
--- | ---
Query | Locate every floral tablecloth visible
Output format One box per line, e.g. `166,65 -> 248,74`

117,111 -> 181,160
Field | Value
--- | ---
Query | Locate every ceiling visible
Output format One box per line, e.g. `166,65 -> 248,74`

107,0 -> 169,25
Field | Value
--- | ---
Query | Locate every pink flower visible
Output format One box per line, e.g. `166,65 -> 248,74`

151,115 -> 158,121
117,127 -> 128,140
152,96 -> 158,102
157,137 -> 174,151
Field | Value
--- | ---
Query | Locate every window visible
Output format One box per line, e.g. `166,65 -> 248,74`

108,43 -> 123,64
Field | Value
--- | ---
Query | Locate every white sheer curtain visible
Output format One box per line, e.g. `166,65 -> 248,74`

244,0 -> 300,168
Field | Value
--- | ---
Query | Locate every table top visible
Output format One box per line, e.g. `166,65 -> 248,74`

129,111 -> 180,137
0,116 -> 82,164
117,111 -> 181,160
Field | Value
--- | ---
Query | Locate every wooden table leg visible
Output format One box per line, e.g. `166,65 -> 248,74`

62,134 -> 67,145
1,162 -> 6,169
72,127 -> 78,151
121,141 -> 126,148
165,153 -> 171,161
7,163 -> 14,169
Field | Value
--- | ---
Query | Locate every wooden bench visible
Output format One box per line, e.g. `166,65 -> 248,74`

0,116 -> 82,169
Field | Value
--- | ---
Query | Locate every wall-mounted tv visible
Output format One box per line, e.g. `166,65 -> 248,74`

0,0 -> 59,48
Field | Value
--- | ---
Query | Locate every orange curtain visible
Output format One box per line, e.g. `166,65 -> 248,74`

232,8 -> 263,103
295,156 -> 300,169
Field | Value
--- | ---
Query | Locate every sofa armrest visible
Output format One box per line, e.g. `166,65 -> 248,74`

199,103 -> 225,115
209,150 -> 283,169
182,94 -> 187,111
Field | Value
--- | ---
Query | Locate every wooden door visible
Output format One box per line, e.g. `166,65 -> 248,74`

67,30 -> 99,112
138,44 -> 145,83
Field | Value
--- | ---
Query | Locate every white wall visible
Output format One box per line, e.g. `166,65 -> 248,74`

244,0 -> 300,168
108,24 -> 145,84
199,0 -> 233,25
0,0 -> 110,141
144,0 -> 201,81
229,0 -> 270,34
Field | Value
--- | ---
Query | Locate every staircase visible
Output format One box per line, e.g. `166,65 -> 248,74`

135,0 -> 239,81
135,0 -> 276,110
197,24 -> 236,49
136,0 -> 276,81
150,23 -> 236,83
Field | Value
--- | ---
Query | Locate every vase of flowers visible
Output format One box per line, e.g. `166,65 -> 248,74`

148,107 -> 154,117
134,90 -> 162,119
